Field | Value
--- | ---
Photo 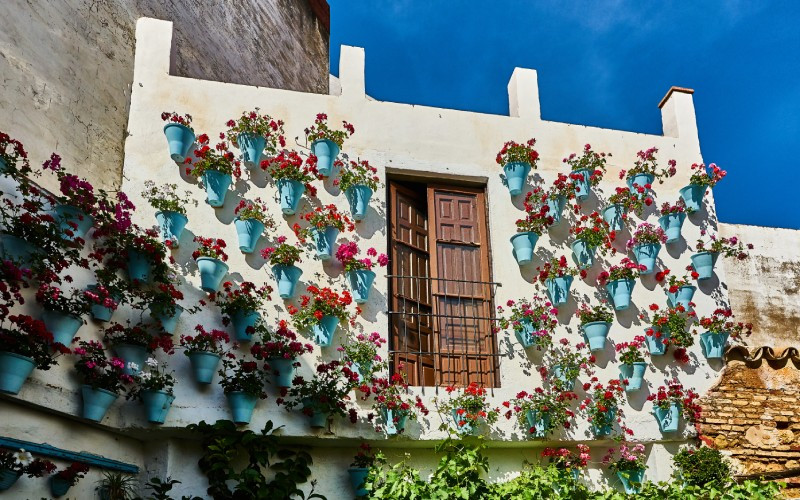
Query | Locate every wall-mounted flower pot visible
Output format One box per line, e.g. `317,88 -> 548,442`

525,410 -> 551,438
510,232 -> 539,265
699,331 -> 729,360
348,467 -> 370,497
81,385 -> 118,422
514,318 -> 544,350
311,315 -> 340,347
632,243 -> 661,275
187,351 -> 221,384
234,217 -> 264,254
347,269 -> 376,304
0,233 -> 42,268
226,391 -> 258,425
238,132 -> 266,168
0,469 -> 21,491
571,168 -> 591,201
163,123 -> 195,162
87,285 -> 119,322
114,343 -> 147,376
545,276 -> 573,306
581,321 -> 611,351
310,226 -> 339,260
309,410 -> 328,428
277,178 -> 305,215
351,362 -> 373,383
654,402 -> 680,433
268,358 -> 295,388
272,264 -> 302,299
546,195 -> 567,226
196,257 -> 229,292
0,158 -> 6,173
679,184 -> 707,212
616,468 -> 645,495
605,278 -> 635,311
626,172 -> 655,193
570,240 -> 596,269
619,362 -> 647,392
155,210 -> 188,247
591,406 -> 617,436
150,304 -> 183,335
551,364 -> 575,391
49,474 -> 72,497
602,204 -> 626,231
0,351 -> 35,395
381,408 -> 409,435
658,212 -> 686,244
311,138 -> 339,177
42,309 -> 83,346
142,390 -> 175,424
451,408 -> 476,435
502,161 -> 531,196
127,249 -> 152,283
53,204 -> 94,241
691,251 -> 718,280
666,285 -> 696,310
644,328 -> 670,356
345,185 -> 374,221
202,170 -> 232,208
231,309 -> 260,342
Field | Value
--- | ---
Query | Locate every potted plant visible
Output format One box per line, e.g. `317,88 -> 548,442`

279,360 -> 356,429
672,446 -> 732,487
536,256 -> 577,306
127,357 -> 176,424
615,336 -> 648,391
35,284 -> 90,346
575,302 -> 614,351
232,198 -> 275,254
186,133 -> 241,207
180,325 -> 230,384
336,159 -> 382,221
288,285 -> 354,346
647,381 -> 701,433
639,304 -> 696,359
496,296 -> 558,350
336,241 -> 388,304
347,443 -> 374,498
541,445 -> 590,482
543,174 -> 577,226
694,308 -> 752,360
47,166 -> 99,241
0,448 -> 56,492
102,321 -> 161,376
658,200 -> 691,243
225,108 -> 286,168
141,181 -> 196,247
626,222 -> 667,274
304,113 -> 354,176
569,211 -> 613,269
112,227 -> 171,284
597,258 -> 646,311
95,471 -> 138,500
438,382 -> 499,435
261,150 -> 318,215
261,235 -> 304,298
0,314 -> 61,394
218,355 -> 267,425
294,204 -> 355,260
680,162 -> 726,212
249,319 -> 313,388
0,191 -> 57,270
73,340 -> 132,421
543,338 -> 594,392
85,267 -> 130,323
501,387 -> 577,438
692,232 -> 752,280
49,462 -> 90,497
564,144 -> 610,201
143,281 -> 195,335
192,236 -> 229,292
511,191 -> 553,265
601,186 -> 644,231
339,332 -> 387,383
496,138 -> 539,196
370,369 -> 428,435
580,378 -> 626,437
214,281 -> 273,342
604,443 -> 647,494
0,132 -> 32,178
662,267 -> 698,310
619,147 -> 676,196
161,111 -> 195,162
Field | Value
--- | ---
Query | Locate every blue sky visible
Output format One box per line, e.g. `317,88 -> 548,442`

330,1 -> 800,229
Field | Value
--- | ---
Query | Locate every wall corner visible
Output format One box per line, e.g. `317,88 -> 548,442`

507,67 -> 541,120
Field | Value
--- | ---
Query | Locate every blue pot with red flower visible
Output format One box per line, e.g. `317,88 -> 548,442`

42,309 -> 83,346
87,285 -> 119,322
311,315 -> 339,346
53,204 -> 94,241
49,474 -> 72,497
658,213 -> 686,243
231,309 -> 260,342
605,278 -> 635,311
311,139 -> 340,177
699,331 -> 729,360
592,406 -> 617,436
679,184 -> 707,212
163,122 -> 195,162
277,179 -> 305,215
551,364 -> 576,391
0,233 -> 42,268
602,204 -> 626,231
382,408 -> 409,435
187,351 -> 221,384
502,161 -> 530,196
114,343 -> 147,376
546,195 -> 567,226
514,318 -> 543,349
691,251 -> 718,280
127,249 -> 152,283
570,240 -> 596,269
272,264 -> 302,299
155,210 -> 188,247
632,243 -> 661,274
196,257 -> 229,292
345,185 -> 373,221
644,328 -> 670,356
226,391 -> 258,424
234,217 -> 264,254
311,226 -> 339,260
268,357 -> 295,388
150,304 -> 183,335
619,362 -> 647,392
81,385 -> 118,422
617,468 -> 645,495
237,133 -> 266,168
571,168 -> 591,200
202,170 -> 232,208
654,402 -> 680,433
451,408 -> 477,435
0,352 -> 36,395
347,269 -> 376,304
666,285 -> 696,310
525,410 -> 551,438
581,321 -> 611,351
626,172 -> 654,193
511,232 -> 539,265
545,276 -> 573,306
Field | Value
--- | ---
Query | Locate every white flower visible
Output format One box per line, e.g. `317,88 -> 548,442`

146,357 -> 158,368
127,362 -> 139,372
139,372 -> 152,382
13,449 -> 33,466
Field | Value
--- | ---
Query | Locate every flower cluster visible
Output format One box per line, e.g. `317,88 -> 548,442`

335,159 -> 382,193
580,378 -> 628,435
570,211 -> 614,253
305,113 -> 354,148
72,340 -> 132,393
641,303 -> 696,353
180,325 -> 230,356
604,443 -> 647,472
250,320 -> 313,361
218,355 -> 267,398
225,108 -> 286,153
564,144 -> 610,184
575,302 -> 614,325
0,314 -> 61,368
36,284 -> 91,317
694,308 -> 752,340
279,360 -> 357,423
350,443 -> 376,469
102,322 -> 173,354
213,281 -> 273,319
502,387 -> 577,436
261,235 -> 303,266
496,138 -> 539,166
606,186 -> 647,217
0,448 -> 56,478
689,162 -> 726,187
52,462 -> 90,487
288,285 -> 355,329
536,255 -> 577,284
626,222 -> 667,250
0,131 -> 32,178
542,445 -> 591,471
516,192 -> 554,235
339,332 -> 387,385
661,267 -> 699,293
192,236 -> 229,262
294,204 -> 355,242
335,241 -> 388,272
160,112 -> 193,131
597,258 -> 646,285
542,338 -> 594,390
440,382 -> 500,430
185,133 -> 241,179
141,181 -> 196,216
695,231 -> 753,260
143,281 -> 189,320
496,296 -> 559,350
369,369 -> 428,433
548,173 -> 578,201
660,199 -> 691,216
619,147 -> 676,185
127,357 -> 175,400
234,198 -> 276,227
615,336 -> 647,365
647,380 -> 702,423
261,150 -> 319,196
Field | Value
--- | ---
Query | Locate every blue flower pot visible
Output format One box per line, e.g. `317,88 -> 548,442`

644,328 -> 670,356
0,158 -> 6,174
114,343 -> 148,376
347,269 -> 376,304
310,410 -> 328,428
451,408 -> 476,434
187,351 -> 221,384
545,276 -> 573,306
592,407 -> 617,436
0,469 -> 21,491
81,385 -> 118,422
514,318 -> 544,349
510,232 -> 539,265
699,331 -> 729,360
268,357 -> 295,388
581,321 -> 611,351
310,226 -> 339,260
619,362 -> 647,392
666,285 -> 696,310
351,362 -> 373,383
150,304 -> 183,335
234,217 -> 264,254
87,285 -> 119,322
0,352 -> 35,395
155,210 -> 188,247
277,178 -> 305,215
605,278 -> 635,311
654,402 -> 681,433
163,123 -> 195,162
231,309 -> 260,342
49,475 -> 72,497
658,213 -> 686,244
602,204 -> 626,231
572,168 -> 591,201
617,468 -> 645,495
679,184 -> 707,212
546,195 -> 567,226
570,240 -> 596,269
53,204 -> 94,240
142,390 -> 175,424
381,408 -> 409,435
0,233 -> 41,268
632,243 -> 661,275
626,172 -> 655,193
42,309 -> 83,346
127,249 -> 152,283
272,264 -> 303,299
226,391 -> 258,424
311,138 -> 340,177
238,132 -> 266,168
345,185 -> 374,221
551,364 -> 575,391
503,161 -> 531,196
196,257 -> 229,292
525,410 -> 551,438
691,251 -> 718,280
311,315 -> 339,346
348,467 -> 370,497
202,170 -> 232,208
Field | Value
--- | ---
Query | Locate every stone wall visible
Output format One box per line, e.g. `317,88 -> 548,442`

0,0 -> 328,193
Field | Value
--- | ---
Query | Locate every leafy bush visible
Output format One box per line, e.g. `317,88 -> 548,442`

672,446 -> 731,487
